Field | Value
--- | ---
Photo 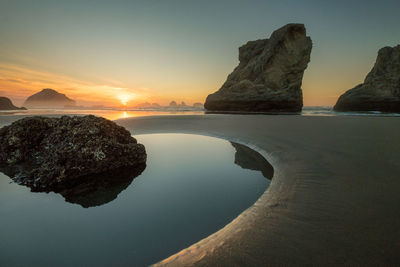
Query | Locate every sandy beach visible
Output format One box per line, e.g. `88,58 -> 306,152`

114,114 -> 400,266
1,113 -> 399,265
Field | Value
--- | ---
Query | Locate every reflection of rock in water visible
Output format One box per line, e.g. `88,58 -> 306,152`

59,164 -> 146,208
230,142 -> 273,179
1,164 -> 146,208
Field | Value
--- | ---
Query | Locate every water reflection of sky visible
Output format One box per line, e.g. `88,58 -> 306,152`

0,133 -> 271,267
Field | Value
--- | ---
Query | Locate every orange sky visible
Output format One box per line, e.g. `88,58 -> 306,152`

1,1 -> 399,108
0,59 -> 370,108
0,63 -> 209,107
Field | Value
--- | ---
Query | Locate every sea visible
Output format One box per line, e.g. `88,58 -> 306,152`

0,106 -> 399,121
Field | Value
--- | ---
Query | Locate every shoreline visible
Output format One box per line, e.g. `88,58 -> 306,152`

116,115 -> 400,266
0,107 -> 399,126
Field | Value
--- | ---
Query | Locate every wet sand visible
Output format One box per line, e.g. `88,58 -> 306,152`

116,115 -> 400,266
1,114 -> 399,265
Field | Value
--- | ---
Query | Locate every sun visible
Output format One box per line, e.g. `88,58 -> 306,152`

120,97 -> 128,106
117,93 -> 134,106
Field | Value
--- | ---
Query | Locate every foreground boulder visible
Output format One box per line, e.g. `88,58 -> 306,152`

0,115 -> 146,205
334,45 -> 400,112
205,23 -> 312,112
0,97 -> 26,110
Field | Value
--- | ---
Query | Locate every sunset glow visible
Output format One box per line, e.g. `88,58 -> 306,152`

0,2 -> 398,267
0,1 -> 399,107
117,92 -> 136,106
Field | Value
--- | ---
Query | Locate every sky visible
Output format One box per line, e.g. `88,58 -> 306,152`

0,0 -> 399,107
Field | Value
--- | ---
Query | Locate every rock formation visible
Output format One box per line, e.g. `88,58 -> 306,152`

169,101 -> 177,107
136,102 -> 152,108
136,102 -> 162,109
0,115 -> 147,205
334,45 -> 400,112
193,102 -> 204,108
24,88 -> 76,108
0,97 -> 26,110
205,23 -> 312,112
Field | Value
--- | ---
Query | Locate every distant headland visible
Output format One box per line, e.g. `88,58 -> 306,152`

23,88 -> 76,108
0,97 -> 26,110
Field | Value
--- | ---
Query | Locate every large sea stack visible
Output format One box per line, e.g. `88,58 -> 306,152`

0,97 -> 26,110
24,88 -> 76,108
0,115 -> 146,206
334,45 -> 400,112
204,23 -> 312,112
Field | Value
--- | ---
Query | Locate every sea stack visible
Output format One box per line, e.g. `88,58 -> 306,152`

204,23 -> 312,112
24,88 -> 76,108
334,45 -> 400,112
0,97 -> 26,110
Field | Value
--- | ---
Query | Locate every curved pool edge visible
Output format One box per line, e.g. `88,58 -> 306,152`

116,116 -> 296,266
153,137 -> 287,267
115,114 -> 400,266
136,132 -> 284,266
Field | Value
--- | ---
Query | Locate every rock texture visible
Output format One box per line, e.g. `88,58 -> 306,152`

205,23 -> 312,112
0,97 -> 26,110
334,45 -> 400,112
0,115 -> 146,206
24,88 -> 76,108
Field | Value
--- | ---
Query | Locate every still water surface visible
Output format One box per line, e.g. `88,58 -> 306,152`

0,134 -> 272,266
2,107 -> 399,122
